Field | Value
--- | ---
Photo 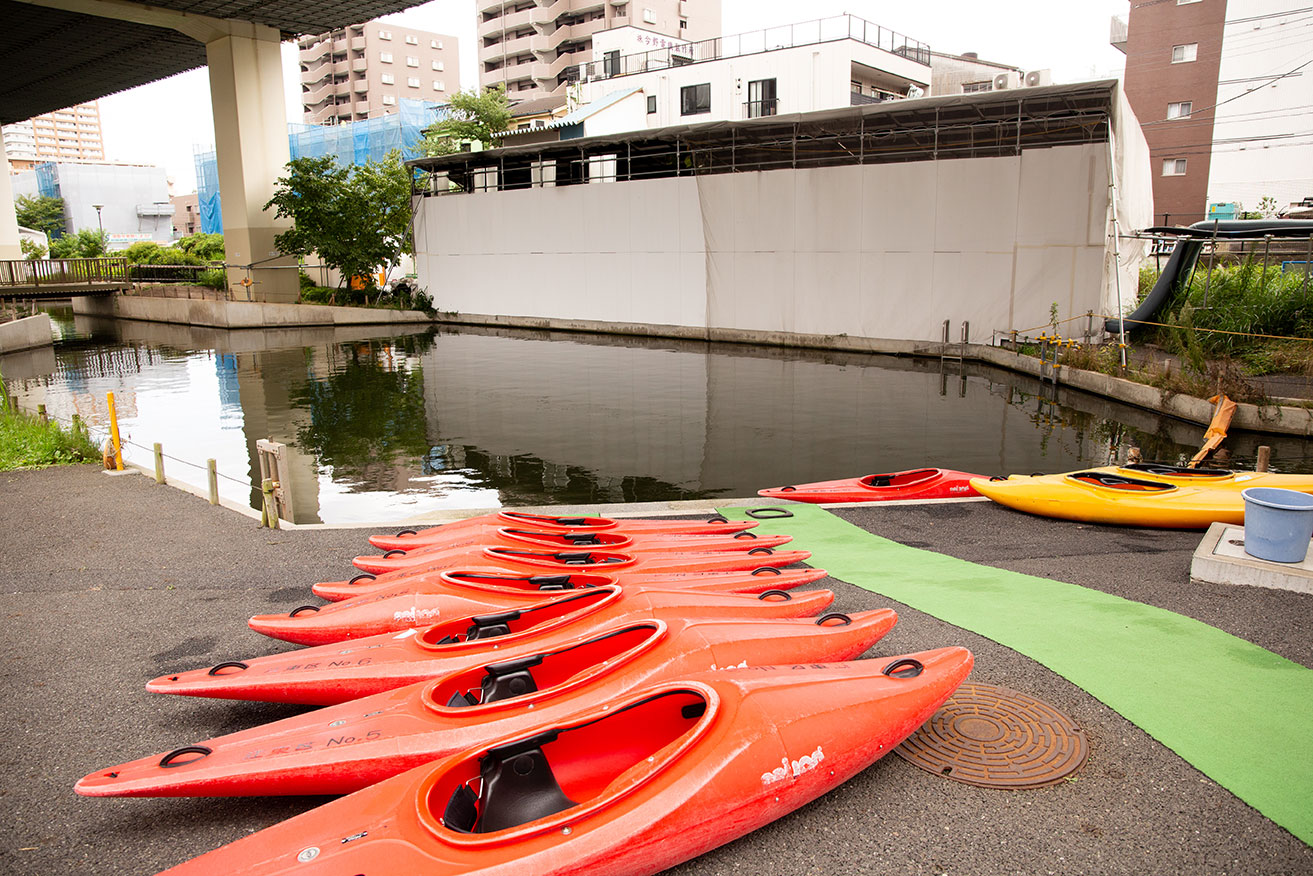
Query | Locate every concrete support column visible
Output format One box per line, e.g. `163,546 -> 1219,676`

206,27 -> 298,303
0,131 -> 22,260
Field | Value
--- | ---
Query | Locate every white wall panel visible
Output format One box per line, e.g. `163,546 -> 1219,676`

933,156 -> 1021,253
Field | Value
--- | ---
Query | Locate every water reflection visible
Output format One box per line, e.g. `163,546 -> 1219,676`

4,307 -> 1311,525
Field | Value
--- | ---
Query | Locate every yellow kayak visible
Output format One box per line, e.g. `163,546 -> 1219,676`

970,466 -> 1313,529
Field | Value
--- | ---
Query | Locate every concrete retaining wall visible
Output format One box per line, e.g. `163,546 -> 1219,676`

0,313 -> 53,353
73,294 -> 434,329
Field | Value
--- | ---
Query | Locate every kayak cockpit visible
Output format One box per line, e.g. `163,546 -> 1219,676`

442,570 -> 612,594
1067,472 -> 1177,492
859,468 -> 940,489
415,588 -> 620,650
425,686 -> 712,838
1121,462 -> 1233,480
425,622 -> 663,712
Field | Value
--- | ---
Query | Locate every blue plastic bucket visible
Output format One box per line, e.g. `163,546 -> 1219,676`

1241,487 -> 1313,563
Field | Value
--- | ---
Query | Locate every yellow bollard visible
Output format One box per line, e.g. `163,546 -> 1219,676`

207,459 -> 219,505
106,392 -> 124,471
154,442 -> 165,484
261,478 -> 280,530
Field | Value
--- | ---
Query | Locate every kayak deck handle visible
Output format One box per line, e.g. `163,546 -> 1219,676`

159,745 -> 213,769
747,547 -> 774,555
395,529 -> 417,537
883,658 -> 924,679
758,589 -> 793,601
383,549 -> 406,558
706,514 -> 728,523
816,612 -> 852,626
207,660 -> 249,676
747,507 -> 794,519
750,566 -> 782,576
733,531 -> 758,539
290,605 -> 321,617
349,573 -> 377,585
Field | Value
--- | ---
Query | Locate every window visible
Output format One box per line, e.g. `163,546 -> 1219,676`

405,34 -> 418,44
962,80 -> 993,93
407,77 -> 420,88
382,95 -> 396,106
433,80 -> 446,91
851,81 -> 862,93
431,39 -> 443,49
1163,158 -> 1187,176
647,95 -> 657,113
680,19 -> 687,29
1167,101 -> 1192,119
603,50 -> 620,77
406,56 -> 419,67
747,78 -> 777,118
381,73 -> 395,84
643,7 -> 656,23
680,82 -> 711,115
378,29 -> 392,40
1171,43 -> 1198,63
1177,0 -> 1201,4
432,60 -> 445,71
380,51 -> 393,63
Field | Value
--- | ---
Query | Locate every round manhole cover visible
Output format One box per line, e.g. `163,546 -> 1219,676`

894,682 -> 1088,789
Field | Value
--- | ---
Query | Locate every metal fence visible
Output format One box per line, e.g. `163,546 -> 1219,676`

0,257 -> 129,288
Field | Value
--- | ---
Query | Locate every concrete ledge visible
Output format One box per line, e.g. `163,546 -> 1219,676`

0,313 -> 53,353
73,293 -> 434,329
1190,521 -> 1313,594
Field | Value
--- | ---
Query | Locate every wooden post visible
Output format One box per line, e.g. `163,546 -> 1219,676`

8,395 -> 17,412
37,404 -> 47,424
261,478 -> 280,529
105,391 -> 124,470
256,439 -> 294,524
1256,446 -> 1271,473
153,442 -> 165,484
207,459 -> 219,505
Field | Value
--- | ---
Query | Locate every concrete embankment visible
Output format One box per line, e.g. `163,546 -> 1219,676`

0,312 -> 53,353
73,293 -> 433,330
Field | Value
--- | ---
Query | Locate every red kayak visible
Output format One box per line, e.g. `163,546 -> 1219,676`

252,568 -> 830,646
313,546 -> 812,602
80,610 -> 898,798
369,512 -> 755,552
152,649 -> 972,876
758,468 -> 984,503
150,586 -> 837,704
352,529 -> 795,576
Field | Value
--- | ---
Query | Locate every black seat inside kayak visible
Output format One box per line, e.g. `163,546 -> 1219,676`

445,655 -> 543,709
442,731 -> 577,834
465,610 -> 521,641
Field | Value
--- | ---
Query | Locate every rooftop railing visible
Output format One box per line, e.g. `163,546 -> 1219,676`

572,14 -> 931,84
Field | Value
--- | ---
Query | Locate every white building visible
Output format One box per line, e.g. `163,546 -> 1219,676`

1206,1 -> 1313,212
11,162 -> 173,249
570,16 -> 931,129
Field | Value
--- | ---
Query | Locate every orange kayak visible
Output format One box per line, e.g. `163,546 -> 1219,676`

150,586 -> 837,704
251,567 -> 824,646
758,468 -> 984,503
314,546 -> 812,602
368,511 -> 755,551
352,528 -> 794,576
153,649 -> 972,876
80,610 -> 898,798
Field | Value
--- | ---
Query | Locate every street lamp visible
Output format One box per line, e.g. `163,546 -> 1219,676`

91,203 -> 104,235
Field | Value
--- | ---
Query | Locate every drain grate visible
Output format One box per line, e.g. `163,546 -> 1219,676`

894,682 -> 1088,789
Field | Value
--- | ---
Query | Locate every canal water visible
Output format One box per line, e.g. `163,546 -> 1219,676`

4,307 -> 1310,524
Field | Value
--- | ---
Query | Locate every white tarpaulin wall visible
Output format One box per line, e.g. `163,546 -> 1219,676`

415,84 -> 1152,346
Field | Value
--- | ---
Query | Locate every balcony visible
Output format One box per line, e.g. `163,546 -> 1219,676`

478,6 -> 535,38
356,101 -> 371,114
1110,15 -> 1128,54
744,98 -> 778,119
353,59 -> 368,72
351,37 -> 366,51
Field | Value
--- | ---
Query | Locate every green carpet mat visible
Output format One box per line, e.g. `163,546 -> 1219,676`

719,504 -> 1313,845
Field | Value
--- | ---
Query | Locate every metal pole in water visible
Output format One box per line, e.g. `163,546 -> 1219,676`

207,459 -> 219,505
153,443 -> 165,484
106,391 -> 124,470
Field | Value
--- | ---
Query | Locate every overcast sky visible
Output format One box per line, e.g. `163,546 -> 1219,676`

96,0 -> 1131,194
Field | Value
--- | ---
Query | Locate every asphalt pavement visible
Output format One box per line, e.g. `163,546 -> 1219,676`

1,465 -> 1310,876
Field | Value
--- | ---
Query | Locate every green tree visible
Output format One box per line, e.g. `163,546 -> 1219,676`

14,195 -> 66,239
48,229 -> 107,259
420,85 -> 512,156
264,151 -> 412,290
19,238 -> 46,260
176,232 -> 225,262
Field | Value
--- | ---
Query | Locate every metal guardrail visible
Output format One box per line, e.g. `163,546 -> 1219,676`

572,14 -> 931,84
0,257 -> 129,288
128,263 -> 224,284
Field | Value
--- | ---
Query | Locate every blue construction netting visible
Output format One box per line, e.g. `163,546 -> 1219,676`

34,162 -> 59,199
194,99 -> 446,234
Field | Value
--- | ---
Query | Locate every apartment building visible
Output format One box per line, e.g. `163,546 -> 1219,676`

1115,0 -> 1312,224
2,102 -> 104,173
478,0 -> 721,98
300,21 -> 460,125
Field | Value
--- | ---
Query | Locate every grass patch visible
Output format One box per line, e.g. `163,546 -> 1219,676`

0,393 -> 101,471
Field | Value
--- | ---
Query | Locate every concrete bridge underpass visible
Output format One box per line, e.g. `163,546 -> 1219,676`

0,0 -> 428,302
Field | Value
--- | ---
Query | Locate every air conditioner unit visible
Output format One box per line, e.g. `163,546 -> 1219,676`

1024,69 -> 1053,87
993,73 -> 1012,91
